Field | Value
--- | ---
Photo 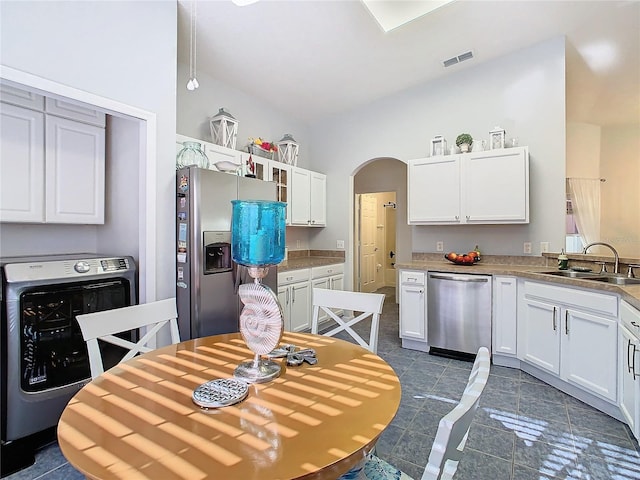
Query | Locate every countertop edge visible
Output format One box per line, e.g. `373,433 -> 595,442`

278,257 -> 344,272
395,261 -> 640,311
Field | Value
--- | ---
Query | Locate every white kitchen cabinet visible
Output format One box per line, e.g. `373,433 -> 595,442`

290,167 -> 326,226
518,281 -> 618,402
204,142 -> 241,171
492,276 -> 517,356
399,270 -> 427,343
1,82 -> 45,110
0,103 -> 45,223
408,147 -> 529,225
278,269 -> 311,332
1,103 -> 104,224
270,162 -> 291,224
45,97 -> 106,127
408,156 -> 460,223
311,264 -> 345,323
45,115 -> 105,224
620,301 -> 640,441
238,151 -> 271,181
464,148 -> 529,223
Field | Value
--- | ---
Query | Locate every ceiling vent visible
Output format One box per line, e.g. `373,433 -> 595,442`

443,50 -> 474,68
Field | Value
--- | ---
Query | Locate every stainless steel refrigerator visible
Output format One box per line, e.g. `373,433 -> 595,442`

176,167 -> 278,340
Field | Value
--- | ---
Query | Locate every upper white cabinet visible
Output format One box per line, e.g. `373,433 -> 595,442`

290,167 -> 326,226
408,147 -> 529,225
0,100 -> 105,224
45,116 -> 105,223
45,98 -> 106,127
204,142 -> 242,170
1,82 -> 45,110
0,103 -> 45,223
408,156 -> 461,223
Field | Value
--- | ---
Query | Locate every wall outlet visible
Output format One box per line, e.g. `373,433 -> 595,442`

523,242 -> 532,254
540,242 -> 550,253
436,241 -> 444,252
336,240 -> 345,249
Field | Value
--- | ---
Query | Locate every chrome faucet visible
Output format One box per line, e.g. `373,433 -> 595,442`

582,242 -> 620,274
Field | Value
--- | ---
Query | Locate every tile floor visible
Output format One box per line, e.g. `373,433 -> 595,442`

6,286 -> 640,480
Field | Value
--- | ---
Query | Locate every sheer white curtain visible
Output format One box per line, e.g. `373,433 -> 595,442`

567,178 -> 601,248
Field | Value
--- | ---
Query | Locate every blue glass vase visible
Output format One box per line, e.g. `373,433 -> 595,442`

231,200 -> 286,267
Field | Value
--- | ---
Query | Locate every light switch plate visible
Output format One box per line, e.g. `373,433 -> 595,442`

540,242 -> 549,253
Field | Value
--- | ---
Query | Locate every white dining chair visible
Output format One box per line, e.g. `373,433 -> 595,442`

311,288 -> 385,353
76,298 -> 180,379
340,347 -> 491,480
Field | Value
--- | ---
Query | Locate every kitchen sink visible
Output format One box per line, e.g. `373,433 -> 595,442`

587,276 -> 640,286
538,270 -> 640,285
539,270 -> 601,278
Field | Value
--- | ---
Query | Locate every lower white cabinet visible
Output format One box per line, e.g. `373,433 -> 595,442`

620,301 -> 640,441
492,276 -> 517,356
277,269 -> 311,332
399,270 -> 426,341
518,281 -> 618,402
311,264 -> 344,323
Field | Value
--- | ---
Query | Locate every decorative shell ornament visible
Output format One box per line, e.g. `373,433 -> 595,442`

237,282 -> 283,355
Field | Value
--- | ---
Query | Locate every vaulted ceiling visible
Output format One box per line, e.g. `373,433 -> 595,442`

177,0 -> 640,126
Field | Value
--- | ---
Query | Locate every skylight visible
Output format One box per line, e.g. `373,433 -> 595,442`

361,0 -> 456,32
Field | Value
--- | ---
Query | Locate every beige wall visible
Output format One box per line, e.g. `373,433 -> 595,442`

567,123 -> 601,178
600,124 -> 640,256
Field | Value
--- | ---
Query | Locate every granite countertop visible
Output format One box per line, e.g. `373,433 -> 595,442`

278,255 -> 345,272
395,259 -> 640,311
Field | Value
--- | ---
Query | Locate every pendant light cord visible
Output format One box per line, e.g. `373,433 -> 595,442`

187,0 -> 199,90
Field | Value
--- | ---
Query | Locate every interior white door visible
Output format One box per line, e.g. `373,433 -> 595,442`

359,193 -> 377,293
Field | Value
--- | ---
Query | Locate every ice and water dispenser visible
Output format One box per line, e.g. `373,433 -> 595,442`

203,231 -> 232,274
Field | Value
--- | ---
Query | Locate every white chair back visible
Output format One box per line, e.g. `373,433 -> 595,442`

311,288 -> 385,353
422,346 -> 491,480
76,298 -> 180,379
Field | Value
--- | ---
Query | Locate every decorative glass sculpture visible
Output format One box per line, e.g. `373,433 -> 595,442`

176,141 -> 210,170
231,200 -> 286,383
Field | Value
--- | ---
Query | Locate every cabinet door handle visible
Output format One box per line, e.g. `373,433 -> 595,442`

286,289 -> 290,305
552,306 -> 557,331
565,310 -> 569,335
633,343 -> 640,380
292,288 -> 296,303
632,321 -> 640,328
628,339 -> 633,373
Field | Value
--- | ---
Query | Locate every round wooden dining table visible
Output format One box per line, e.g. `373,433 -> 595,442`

57,331 -> 401,480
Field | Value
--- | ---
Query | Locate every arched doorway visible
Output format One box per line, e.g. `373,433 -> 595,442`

352,158 -> 409,296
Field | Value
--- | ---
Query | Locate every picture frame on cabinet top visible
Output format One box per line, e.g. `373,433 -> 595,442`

430,135 -> 446,156
490,127 -> 505,149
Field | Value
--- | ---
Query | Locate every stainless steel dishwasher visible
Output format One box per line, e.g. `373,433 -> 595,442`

427,272 -> 492,358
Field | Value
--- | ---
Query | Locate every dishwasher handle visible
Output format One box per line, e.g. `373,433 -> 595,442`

429,274 -> 488,283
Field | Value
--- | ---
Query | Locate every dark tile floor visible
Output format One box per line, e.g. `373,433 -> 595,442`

7,286 -> 640,480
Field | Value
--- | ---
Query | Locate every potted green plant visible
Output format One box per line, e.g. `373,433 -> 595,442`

456,133 -> 473,153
